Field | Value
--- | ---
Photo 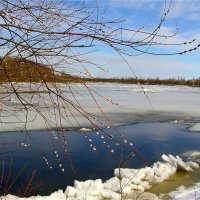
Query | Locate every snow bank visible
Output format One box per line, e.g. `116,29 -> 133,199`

2,154 -> 199,200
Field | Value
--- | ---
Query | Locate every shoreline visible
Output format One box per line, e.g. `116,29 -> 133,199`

1,152 -> 200,200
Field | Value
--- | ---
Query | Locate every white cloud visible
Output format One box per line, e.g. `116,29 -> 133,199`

108,0 -> 158,10
107,0 -> 200,24
85,51 -> 200,79
168,0 -> 200,21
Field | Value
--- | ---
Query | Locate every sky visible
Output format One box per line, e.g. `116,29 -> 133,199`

1,0 -> 199,79
82,0 -> 200,79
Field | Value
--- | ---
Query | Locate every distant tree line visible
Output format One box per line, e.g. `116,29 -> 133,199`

0,56 -> 199,87
83,77 -> 200,87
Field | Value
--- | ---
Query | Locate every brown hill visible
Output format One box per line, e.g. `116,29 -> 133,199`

0,56 -> 78,83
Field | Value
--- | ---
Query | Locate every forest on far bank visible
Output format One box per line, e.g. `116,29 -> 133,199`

84,77 -> 200,87
0,56 -> 200,87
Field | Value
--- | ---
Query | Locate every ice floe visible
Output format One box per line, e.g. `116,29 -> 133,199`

2,153 -> 200,200
182,150 -> 200,164
79,127 -> 93,132
190,122 -> 200,132
163,182 -> 200,200
65,152 -> 200,199
1,190 -> 66,200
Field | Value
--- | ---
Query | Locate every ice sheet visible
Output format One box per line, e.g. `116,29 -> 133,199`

1,83 -> 200,132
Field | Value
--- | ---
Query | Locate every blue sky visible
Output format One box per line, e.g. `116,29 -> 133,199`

1,0 -> 199,79
82,0 -> 200,79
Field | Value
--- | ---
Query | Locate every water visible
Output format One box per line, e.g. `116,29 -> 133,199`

1,83 -> 200,197
1,119 -> 200,196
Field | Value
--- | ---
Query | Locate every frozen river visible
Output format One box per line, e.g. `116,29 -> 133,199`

0,83 -> 200,199
0,82 -> 200,131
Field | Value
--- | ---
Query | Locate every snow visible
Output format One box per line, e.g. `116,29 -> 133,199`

2,153 -> 200,200
161,154 -> 199,172
1,83 -> 200,132
182,150 -> 200,164
1,190 -> 65,200
79,127 -> 93,132
165,182 -> 200,200
190,122 -> 200,132
1,83 -> 200,198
